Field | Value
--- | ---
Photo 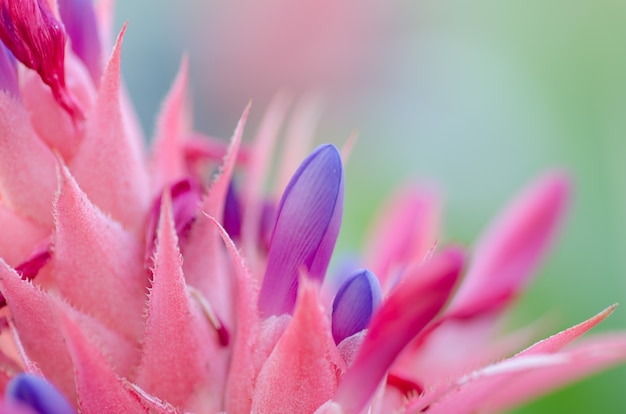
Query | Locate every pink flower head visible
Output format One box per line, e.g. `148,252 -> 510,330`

0,2 -> 624,414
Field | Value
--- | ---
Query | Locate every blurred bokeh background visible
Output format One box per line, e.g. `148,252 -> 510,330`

114,1 -> 626,412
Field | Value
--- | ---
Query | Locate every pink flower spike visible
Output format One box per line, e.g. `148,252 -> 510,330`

70,23 -> 150,235
447,171 -> 571,319
0,0 -> 84,120
333,247 -> 464,413
258,144 -> 344,316
137,191 -> 225,412
57,0 -> 102,83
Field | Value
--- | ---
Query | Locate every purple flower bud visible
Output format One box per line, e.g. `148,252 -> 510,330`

0,43 -> 17,97
258,144 -> 344,316
6,374 -> 76,414
332,269 -> 382,344
223,180 -> 242,239
57,0 -> 102,83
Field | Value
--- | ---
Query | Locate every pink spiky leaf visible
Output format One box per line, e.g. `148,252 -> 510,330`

53,163 -> 147,341
69,24 -> 150,234
251,278 -> 346,413
446,172 -> 571,319
136,192 -> 225,412
61,313 -> 147,413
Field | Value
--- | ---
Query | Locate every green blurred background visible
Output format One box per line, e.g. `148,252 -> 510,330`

114,1 -> 626,412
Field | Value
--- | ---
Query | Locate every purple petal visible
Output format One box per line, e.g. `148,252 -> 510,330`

0,43 -> 17,96
258,144 -> 344,316
6,374 -> 76,414
223,180 -> 242,239
57,0 -> 102,83
332,269 -> 382,344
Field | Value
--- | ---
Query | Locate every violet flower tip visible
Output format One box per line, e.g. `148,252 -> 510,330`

331,268 -> 381,344
259,143 -> 344,317
6,373 -> 76,414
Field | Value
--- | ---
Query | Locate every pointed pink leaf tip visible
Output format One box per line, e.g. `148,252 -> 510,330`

57,0 -> 102,83
0,0 -> 84,120
145,177 -> 202,266
334,247 -> 464,413
447,171 -> 571,319
0,243 -> 52,308
258,143 -> 344,316
0,43 -> 17,96
331,269 -> 382,344
6,374 -> 76,414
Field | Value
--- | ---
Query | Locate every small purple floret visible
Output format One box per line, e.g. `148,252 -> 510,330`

331,269 -> 382,344
6,374 -> 76,414
258,144 -> 344,316
0,43 -> 17,96
223,180 -> 242,239
57,0 -> 102,83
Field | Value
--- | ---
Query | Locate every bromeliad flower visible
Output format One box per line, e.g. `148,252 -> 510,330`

0,1 -> 625,413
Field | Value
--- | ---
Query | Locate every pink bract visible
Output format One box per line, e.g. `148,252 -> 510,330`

0,1 -> 624,413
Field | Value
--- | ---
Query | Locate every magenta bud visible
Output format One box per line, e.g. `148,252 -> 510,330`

258,144 -> 344,316
332,269 -> 382,344
0,0 -> 83,119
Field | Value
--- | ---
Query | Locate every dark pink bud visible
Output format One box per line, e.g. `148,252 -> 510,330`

6,373 -> 76,414
145,178 -> 202,266
57,0 -> 101,83
331,269 -> 382,344
258,144 -> 344,316
0,0 -> 83,119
